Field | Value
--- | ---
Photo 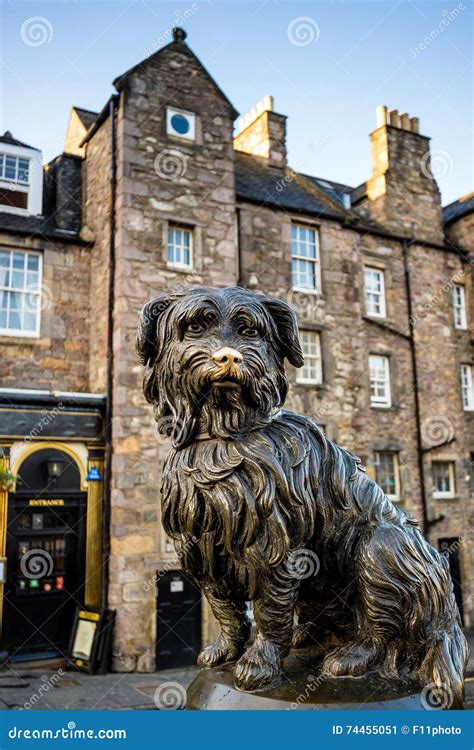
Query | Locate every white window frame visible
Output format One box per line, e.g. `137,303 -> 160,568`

291,224 -> 321,293
364,266 -> 386,318
167,225 -> 193,270
374,451 -> 400,501
369,354 -> 391,408
296,330 -> 323,385
0,152 -> 30,185
0,249 -> 42,338
432,461 -> 456,499
460,364 -> 474,411
166,107 -> 196,141
452,284 -> 467,330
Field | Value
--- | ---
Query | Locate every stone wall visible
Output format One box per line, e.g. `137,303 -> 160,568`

108,40 -> 238,670
0,232 -> 91,392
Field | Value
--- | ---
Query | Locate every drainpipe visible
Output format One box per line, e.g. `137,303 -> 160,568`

402,237 -> 443,536
236,207 -> 242,286
102,95 -> 118,610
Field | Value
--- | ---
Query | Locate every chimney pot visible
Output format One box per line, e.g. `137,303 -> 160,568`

263,95 -> 274,111
400,113 -> 410,130
376,105 -> 388,128
389,109 -> 400,127
410,117 -> 420,134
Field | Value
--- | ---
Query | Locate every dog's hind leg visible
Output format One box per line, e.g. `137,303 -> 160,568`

234,568 -> 298,692
197,585 -> 251,668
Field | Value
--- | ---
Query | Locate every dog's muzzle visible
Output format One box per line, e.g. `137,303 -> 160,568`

211,347 -> 243,387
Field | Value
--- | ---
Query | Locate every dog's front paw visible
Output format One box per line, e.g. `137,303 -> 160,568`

322,640 -> 380,677
234,636 -> 282,692
197,635 -> 244,668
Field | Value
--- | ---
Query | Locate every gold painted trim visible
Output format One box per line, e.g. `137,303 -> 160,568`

84,458 -> 104,609
0,408 -> 103,417
0,453 -> 10,640
1,436 -> 103,443
11,442 -> 88,490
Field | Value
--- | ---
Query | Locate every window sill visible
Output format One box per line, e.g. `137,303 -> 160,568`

292,287 -> 321,296
166,263 -> 193,273
0,330 -> 40,340
295,380 -> 325,388
370,403 -> 393,410
432,494 -> 457,501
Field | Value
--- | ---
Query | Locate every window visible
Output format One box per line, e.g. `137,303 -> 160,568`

0,153 -> 30,184
167,226 -> 192,269
374,452 -> 400,500
364,267 -> 386,317
297,330 -> 322,384
368,355 -> 391,407
460,364 -> 474,411
452,284 -> 467,329
166,108 -> 196,141
291,224 -> 320,291
432,461 -> 456,499
0,249 -> 41,336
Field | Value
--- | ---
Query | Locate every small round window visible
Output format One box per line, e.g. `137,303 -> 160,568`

171,114 -> 190,135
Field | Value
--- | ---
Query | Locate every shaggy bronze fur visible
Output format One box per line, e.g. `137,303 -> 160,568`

137,286 -> 468,704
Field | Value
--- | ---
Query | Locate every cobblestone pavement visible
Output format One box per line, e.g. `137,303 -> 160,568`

1,632 -> 472,710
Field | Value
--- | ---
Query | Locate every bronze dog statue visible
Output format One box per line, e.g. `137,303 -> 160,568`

137,286 -> 468,704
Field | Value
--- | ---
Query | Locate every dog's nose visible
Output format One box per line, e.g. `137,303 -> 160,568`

212,347 -> 243,369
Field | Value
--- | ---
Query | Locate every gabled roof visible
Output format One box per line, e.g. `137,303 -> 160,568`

112,28 -> 239,120
443,193 -> 474,225
0,131 -> 39,151
73,107 -> 99,130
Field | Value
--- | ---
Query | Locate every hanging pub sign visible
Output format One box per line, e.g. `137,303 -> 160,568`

86,466 -> 102,481
68,607 -> 115,675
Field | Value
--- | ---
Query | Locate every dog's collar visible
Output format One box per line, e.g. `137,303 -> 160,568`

193,408 -> 283,441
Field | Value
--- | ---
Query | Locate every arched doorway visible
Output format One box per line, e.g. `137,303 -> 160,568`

3,447 -> 87,661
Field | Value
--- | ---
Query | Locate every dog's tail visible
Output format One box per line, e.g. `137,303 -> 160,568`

417,616 -> 468,709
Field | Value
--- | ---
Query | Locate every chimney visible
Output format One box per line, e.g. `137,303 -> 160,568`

365,105 -> 443,241
233,96 -> 287,168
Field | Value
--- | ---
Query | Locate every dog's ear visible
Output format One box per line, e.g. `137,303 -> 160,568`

262,296 -> 304,368
136,294 -> 173,366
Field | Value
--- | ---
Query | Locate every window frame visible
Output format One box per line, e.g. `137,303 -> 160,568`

0,152 -> 31,185
296,329 -> 323,385
166,225 -> 193,271
291,223 -> 321,293
364,266 -> 386,318
374,451 -> 400,501
460,363 -> 474,411
368,354 -> 392,408
0,248 -> 42,338
452,284 -> 467,330
431,461 -> 456,499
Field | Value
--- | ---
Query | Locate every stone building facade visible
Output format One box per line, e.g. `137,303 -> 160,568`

0,28 -> 472,671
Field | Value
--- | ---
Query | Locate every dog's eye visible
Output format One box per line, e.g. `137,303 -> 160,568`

186,322 -> 204,335
238,325 -> 259,339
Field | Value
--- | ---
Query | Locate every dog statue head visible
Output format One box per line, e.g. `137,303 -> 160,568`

137,287 -> 304,448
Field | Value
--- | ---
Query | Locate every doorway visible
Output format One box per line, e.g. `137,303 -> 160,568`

156,570 -> 201,670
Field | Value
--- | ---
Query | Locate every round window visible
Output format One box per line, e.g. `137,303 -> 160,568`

171,114 -> 190,135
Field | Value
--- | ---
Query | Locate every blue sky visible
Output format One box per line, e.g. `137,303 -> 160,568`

1,0 -> 472,204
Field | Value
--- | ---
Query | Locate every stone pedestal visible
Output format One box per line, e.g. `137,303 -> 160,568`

186,650 -> 424,710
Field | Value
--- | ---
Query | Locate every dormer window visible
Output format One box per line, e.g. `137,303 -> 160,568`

0,131 -> 42,216
0,153 -> 30,184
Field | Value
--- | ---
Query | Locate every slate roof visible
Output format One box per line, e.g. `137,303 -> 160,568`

73,107 -> 99,130
443,193 -> 474,224
235,153 -> 346,220
0,211 -> 84,242
0,131 -> 39,151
